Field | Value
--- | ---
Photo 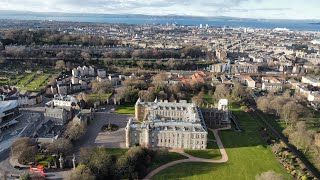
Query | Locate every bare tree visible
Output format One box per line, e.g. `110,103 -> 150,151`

81,51 -> 92,61
91,80 -> 112,93
288,121 -> 315,153
138,90 -> 155,102
192,92 -> 205,106
55,60 -> 66,70
256,97 -> 270,113
280,101 -> 300,125
270,96 -> 287,116
47,138 -> 73,155
213,84 -> 230,101
69,164 -> 95,180
64,123 -> 87,141
231,82 -> 246,99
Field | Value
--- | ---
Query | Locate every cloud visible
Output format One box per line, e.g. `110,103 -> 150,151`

0,0 -> 319,19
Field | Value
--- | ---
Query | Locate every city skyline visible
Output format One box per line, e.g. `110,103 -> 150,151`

0,0 -> 320,20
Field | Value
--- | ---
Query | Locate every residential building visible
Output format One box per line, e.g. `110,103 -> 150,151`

261,77 -> 283,92
46,94 -> 78,107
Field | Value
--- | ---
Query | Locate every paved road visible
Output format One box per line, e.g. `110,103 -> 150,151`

143,127 -> 230,180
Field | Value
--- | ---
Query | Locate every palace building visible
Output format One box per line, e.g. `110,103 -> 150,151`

125,98 -> 229,150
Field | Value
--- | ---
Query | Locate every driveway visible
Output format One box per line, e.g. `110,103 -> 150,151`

74,107 -> 132,151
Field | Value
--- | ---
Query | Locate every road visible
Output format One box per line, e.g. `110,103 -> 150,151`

0,103 -> 132,179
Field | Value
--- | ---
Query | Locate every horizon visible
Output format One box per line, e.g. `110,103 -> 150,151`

0,0 -> 320,20
0,10 -> 319,22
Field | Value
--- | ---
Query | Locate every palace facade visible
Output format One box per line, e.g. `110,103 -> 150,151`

125,98 -> 229,150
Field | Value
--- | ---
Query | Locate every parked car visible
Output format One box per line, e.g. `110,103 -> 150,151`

13,165 -> 22,170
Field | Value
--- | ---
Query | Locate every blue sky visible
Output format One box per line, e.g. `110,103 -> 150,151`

0,0 -> 319,19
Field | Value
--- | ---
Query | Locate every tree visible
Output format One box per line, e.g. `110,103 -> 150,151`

192,92 -> 205,106
270,96 -> 287,116
231,82 -> 245,100
79,148 -> 94,164
55,60 -> 66,70
12,137 -> 36,157
283,89 -> 291,98
91,80 -> 112,94
288,121 -> 314,153
280,101 -> 300,125
69,164 -> 95,180
20,173 -> 32,180
315,133 -> 320,148
213,84 -> 230,102
255,170 -> 283,180
152,73 -> 168,87
88,148 -> 115,177
138,90 -> 155,102
136,60 -> 146,69
81,51 -> 91,61
116,86 -> 139,103
18,146 -> 38,164
256,97 -> 270,113
116,147 -> 150,179
64,123 -> 87,141
47,138 -> 73,155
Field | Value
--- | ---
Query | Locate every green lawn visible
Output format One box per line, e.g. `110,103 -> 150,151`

149,152 -> 187,172
16,73 -> 35,87
21,74 -> 51,92
114,104 -> 135,114
103,148 -> 128,156
152,109 -> 291,180
0,74 -> 24,86
184,142 -> 221,160
256,112 -> 287,133
204,94 -> 214,104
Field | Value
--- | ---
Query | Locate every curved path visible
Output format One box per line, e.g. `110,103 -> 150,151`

144,127 -> 230,179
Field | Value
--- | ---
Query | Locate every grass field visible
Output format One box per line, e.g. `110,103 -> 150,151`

184,142 -> 221,160
114,104 -> 135,114
149,152 -> 187,172
16,73 -> 35,87
0,74 -> 24,86
103,148 -> 128,156
21,74 -> 51,92
152,109 -> 291,180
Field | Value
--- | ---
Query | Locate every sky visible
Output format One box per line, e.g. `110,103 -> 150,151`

0,0 -> 319,20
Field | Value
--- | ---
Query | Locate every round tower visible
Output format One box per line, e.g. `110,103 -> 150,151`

125,119 -> 132,148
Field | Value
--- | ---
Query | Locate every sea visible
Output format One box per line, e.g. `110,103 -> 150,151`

0,13 -> 319,32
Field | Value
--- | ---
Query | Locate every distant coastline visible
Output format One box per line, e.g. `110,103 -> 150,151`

0,11 -> 319,32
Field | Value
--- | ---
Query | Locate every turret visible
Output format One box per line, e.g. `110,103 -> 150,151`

144,123 -> 151,148
125,119 -> 132,148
